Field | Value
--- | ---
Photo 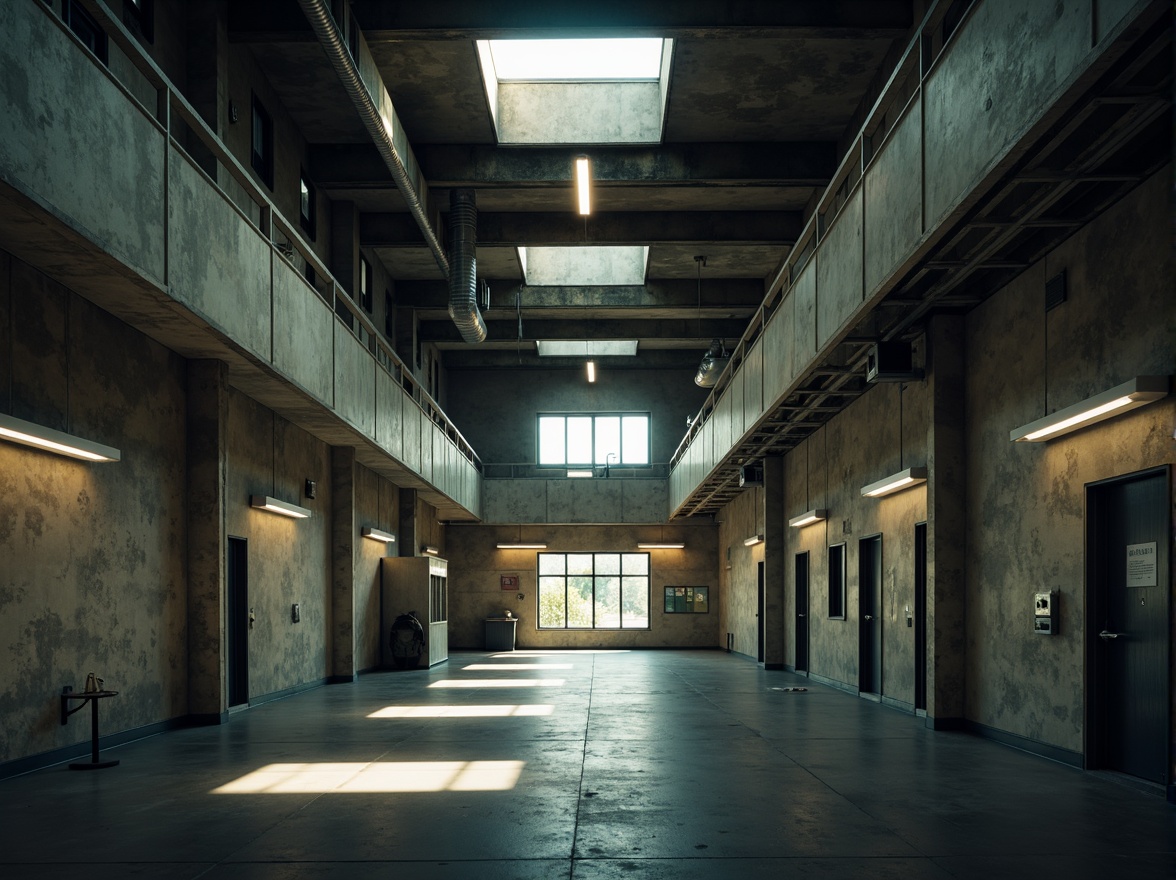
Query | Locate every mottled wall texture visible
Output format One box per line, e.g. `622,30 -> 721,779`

717,488 -> 762,660
963,168 -> 1174,755
0,252 -> 188,763
445,523 -> 719,650
225,390 -> 332,699
354,463 -> 399,671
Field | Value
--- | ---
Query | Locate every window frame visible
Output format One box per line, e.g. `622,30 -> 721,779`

537,552 -> 651,631
250,94 -> 274,190
536,412 -> 651,468
828,542 -> 847,619
63,0 -> 109,65
299,170 -> 316,240
359,254 -> 373,312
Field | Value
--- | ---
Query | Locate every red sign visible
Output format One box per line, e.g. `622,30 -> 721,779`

500,574 -> 519,590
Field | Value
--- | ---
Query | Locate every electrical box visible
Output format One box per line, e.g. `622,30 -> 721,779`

865,342 -> 923,383
739,463 -> 764,487
1034,590 -> 1058,635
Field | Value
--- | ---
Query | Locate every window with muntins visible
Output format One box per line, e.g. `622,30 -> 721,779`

538,553 -> 650,629
538,413 -> 649,467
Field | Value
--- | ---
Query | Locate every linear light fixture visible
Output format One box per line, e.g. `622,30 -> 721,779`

1009,376 -> 1169,442
496,542 -> 547,549
575,155 -> 591,215
637,542 -> 685,549
586,360 -> 596,383
788,509 -> 828,529
860,467 -> 927,498
567,469 -> 594,478
0,413 -> 120,462
422,544 -> 440,556
361,527 -> 397,544
743,534 -> 764,547
250,495 -> 312,519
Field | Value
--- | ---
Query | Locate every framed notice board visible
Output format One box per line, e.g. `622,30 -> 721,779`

664,586 -> 709,613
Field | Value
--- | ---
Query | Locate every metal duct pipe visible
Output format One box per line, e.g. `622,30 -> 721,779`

448,189 -> 487,343
694,339 -> 730,387
296,0 -> 449,278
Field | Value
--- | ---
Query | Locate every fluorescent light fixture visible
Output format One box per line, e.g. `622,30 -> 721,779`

361,527 -> 397,544
576,156 -> 591,215
250,495 -> 311,519
586,360 -> 596,383
861,467 -> 928,498
566,469 -> 594,478
788,509 -> 828,529
537,340 -> 639,357
497,542 -> 547,549
744,534 -> 764,547
1010,376 -> 1169,442
637,542 -> 685,549
422,544 -> 440,556
0,413 -> 120,462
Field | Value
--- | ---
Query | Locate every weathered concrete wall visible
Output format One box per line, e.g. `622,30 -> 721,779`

964,168 -> 1174,752
225,389 -> 332,698
482,478 -> 668,524
0,252 -> 188,763
446,523 -> 719,650
717,489 -> 762,660
354,463 -> 399,672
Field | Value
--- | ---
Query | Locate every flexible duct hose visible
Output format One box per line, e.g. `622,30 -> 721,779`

447,190 -> 487,343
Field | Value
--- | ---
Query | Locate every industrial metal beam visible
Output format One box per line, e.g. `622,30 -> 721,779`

418,317 -> 750,343
395,279 -> 764,311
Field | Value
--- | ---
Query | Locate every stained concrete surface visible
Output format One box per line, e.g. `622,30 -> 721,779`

2,650 -> 1171,879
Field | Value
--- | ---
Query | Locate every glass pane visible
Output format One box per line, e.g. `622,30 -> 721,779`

595,553 -> 620,575
567,553 -> 594,575
567,576 -> 594,627
664,587 -> 674,613
595,576 -> 621,628
693,587 -> 709,612
538,553 -> 565,575
622,553 -> 649,575
621,576 -> 649,628
594,416 -> 620,465
621,415 -> 649,464
566,416 -> 593,464
538,417 -> 566,465
300,179 -> 311,217
538,577 -> 566,628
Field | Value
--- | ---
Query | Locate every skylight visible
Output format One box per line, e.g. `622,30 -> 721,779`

488,39 -> 664,81
521,246 -> 649,286
536,341 -> 638,357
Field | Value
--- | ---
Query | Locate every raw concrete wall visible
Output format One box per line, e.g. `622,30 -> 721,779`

0,252 -> 188,763
718,489 -> 762,660
354,463 -> 399,672
963,168 -> 1174,753
446,523 -> 719,650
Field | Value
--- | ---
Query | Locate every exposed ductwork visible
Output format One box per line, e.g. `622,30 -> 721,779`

447,189 -> 488,343
694,338 -> 730,388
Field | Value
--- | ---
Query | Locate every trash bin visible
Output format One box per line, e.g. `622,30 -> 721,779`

484,616 -> 518,652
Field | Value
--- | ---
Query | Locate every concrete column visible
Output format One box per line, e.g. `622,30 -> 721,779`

763,454 -> 786,669
925,315 -> 967,727
330,446 -> 357,680
186,359 -> 228,720
399,487 -> 418,557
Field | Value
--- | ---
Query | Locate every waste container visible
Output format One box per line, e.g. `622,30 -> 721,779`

484,616 -> 518,652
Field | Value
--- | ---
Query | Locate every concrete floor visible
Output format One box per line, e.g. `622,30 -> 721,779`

3,650 -> 1174,879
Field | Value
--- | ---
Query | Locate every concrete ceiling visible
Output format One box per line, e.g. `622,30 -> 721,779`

231,1 -> 916,370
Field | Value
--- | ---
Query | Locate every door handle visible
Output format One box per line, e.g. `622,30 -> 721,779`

863,614 -> 874,621
1098,630 -> 1122,640
797,613 -> 806,618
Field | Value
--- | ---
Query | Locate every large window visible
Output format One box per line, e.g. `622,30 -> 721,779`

538,553 -> 650,629
538,413 -> 649,467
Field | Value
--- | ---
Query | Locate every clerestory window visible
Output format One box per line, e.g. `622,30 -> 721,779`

537,552 -> 650,630
538,413 -> 649,467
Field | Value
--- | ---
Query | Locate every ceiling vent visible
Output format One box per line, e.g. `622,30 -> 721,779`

865,341 -> 923,383
739,463 -> 764,488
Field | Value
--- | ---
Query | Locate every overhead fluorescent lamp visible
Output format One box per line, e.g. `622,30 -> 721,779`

0,413 -> 120,462
637,542 -> 685,549
250,495 -> 312,519
536,340 -> 638,357
497,542 -> 547,549
743,534 -> 764,547
361,527 -> 397,544
566,469 -> 594,478
1010,376 -> 1168,442
586,360 -> 596,383
422,545 -> 440,556
788,509 -> 828,529
861,467 -> 927,498
576,156 -> 591,215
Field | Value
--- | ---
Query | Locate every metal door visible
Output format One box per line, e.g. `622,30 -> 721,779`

859,535 -> 883,695
227,536 -> 249,707
795,553 -> 809,673
914,523 -> 927,711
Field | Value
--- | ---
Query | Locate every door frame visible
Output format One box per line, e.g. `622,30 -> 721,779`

757,561 -> 766,663
858,533 -> 883,697
227,535 -> 249,708
1083,465 -> 1170,786
795,551 -> 810,674
914,522 -> 927,713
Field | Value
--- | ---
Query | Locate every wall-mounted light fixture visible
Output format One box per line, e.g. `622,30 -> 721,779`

361,526 -> 397,544
743,534 -> 764,547
586,360 -> 596,383
422,544 -> 440,556
788,509 -> 828,529
1009,376 -> 1168,442
860,467 -> 927,498
637,542 -> 686,549
567,469 -> 594,478
250,495 -> 312,518
575,155 -> 591,215
496,542 -> 547,550
0,413 -> 120,462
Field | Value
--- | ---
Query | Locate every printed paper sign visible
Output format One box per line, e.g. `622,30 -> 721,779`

1126,542 -> 1157,588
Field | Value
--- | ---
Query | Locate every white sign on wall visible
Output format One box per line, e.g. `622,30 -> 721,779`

1126,542 -> 1157,588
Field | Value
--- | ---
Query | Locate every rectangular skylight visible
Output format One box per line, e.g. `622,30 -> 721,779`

521,246 -> 649,286
488,39 -> 665,81
536,341 -> 638,357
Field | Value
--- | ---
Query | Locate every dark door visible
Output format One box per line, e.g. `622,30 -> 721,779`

757,562 -> 765,663
859,535 -> 883,695
795,553 -> 809,673
914,523 -> 927,711
227,536 -> 249,707
1089,468 -> 1169,785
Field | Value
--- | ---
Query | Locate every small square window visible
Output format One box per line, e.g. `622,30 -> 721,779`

299,171 -> 316,239
251,95 -> 274,190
